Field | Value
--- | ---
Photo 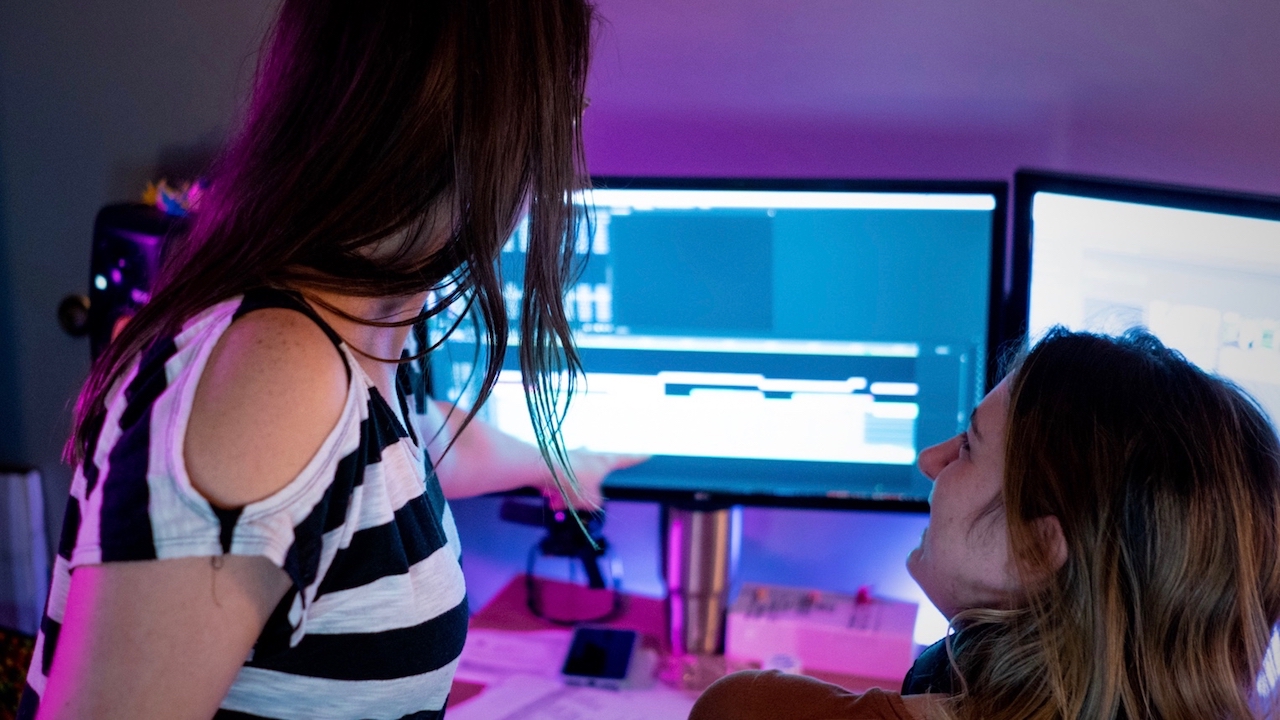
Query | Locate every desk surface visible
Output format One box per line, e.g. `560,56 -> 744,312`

470,573 -> 670,642
449,575 -> 900,717
449,575 -> 676,711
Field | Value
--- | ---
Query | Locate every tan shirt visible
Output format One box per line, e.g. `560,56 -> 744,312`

689,670 -> 915,720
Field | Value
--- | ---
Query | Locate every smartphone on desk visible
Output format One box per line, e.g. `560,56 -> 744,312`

560,627 -> 639,690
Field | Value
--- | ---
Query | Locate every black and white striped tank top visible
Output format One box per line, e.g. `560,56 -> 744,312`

20,288 -> 468,720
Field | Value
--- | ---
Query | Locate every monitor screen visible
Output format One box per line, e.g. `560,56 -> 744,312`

430,178 -> 1010,510
1018,170 -> 1280,426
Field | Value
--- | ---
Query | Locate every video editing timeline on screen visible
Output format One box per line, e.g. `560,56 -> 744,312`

1027,190 -> 1280,425
486,337 -> 924,466
431,186 -> 999,504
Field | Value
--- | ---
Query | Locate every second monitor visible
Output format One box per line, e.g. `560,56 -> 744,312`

430,178 -> 1012,510
1015,169 -> 1280,432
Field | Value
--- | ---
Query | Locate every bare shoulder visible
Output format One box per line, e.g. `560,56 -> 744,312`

185,308 -> 349,509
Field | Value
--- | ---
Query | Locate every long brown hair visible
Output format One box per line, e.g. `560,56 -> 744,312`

944,328 -> 1280,720
71,0 -> 595,491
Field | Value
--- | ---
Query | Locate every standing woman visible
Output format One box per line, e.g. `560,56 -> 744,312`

21,1 -> 596,718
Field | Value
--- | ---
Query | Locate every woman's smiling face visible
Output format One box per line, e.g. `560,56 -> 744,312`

906,378 -> 1021,619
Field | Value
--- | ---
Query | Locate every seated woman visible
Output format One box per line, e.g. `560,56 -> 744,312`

691,328 -> 1280,720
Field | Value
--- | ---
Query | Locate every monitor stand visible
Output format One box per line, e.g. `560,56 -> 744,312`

662,504 -> 741,656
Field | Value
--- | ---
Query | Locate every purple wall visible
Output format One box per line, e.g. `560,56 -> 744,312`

581,0 -> 1280,193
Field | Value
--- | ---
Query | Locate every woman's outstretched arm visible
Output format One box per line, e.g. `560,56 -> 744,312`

421,399 -> 647,506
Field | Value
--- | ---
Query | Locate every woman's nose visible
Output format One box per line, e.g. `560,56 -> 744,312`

917,435 -> 961,481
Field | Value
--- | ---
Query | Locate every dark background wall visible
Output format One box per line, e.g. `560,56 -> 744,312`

0,1 -> 278,555
1,0 -> 1278,642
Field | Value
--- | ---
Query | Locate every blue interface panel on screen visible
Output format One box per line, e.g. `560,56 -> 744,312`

431,181 -> 1005,508
1021,172 -> 1280,434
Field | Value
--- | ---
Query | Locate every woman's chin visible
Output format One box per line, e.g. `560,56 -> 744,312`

906,544 -> 925,579
905,527 -> 928,569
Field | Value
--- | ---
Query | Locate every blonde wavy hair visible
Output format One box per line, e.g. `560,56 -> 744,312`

938,328 -> 1280,720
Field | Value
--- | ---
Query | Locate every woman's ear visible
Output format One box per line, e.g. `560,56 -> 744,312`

1032,515 -> 1068,572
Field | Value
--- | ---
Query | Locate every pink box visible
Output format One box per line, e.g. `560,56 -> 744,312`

725,582 -> 917,681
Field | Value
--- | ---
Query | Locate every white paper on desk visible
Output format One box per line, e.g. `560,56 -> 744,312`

448,674 -> 563,720
456,628 -> 573,681
449,673 -> 697,720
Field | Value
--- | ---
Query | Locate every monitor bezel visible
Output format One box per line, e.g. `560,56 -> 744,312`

485,176 -> 1013,512
1010,169 -> 1280,358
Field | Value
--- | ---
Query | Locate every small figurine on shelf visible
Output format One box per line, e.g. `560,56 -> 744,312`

141,178 -> 205,217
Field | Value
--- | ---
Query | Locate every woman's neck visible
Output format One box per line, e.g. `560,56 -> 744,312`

300,288 -> 429,392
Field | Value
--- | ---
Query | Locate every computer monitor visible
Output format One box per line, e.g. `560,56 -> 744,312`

429,178 -> 1013,510
1015,169 -> 1280,427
